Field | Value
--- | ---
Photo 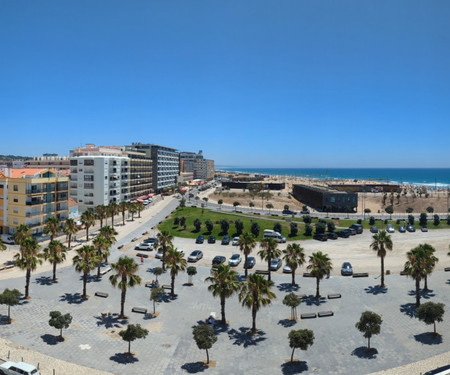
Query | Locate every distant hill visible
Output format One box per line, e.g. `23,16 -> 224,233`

0,154 -> 32,161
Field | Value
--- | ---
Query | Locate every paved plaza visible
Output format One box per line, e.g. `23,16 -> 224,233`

1,201 -> 450,374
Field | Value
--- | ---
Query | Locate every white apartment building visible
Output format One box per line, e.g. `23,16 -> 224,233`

69,155 -> 130,213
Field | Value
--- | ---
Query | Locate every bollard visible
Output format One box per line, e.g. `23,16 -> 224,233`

37,363 -> 39,369
53,369 -> 55,375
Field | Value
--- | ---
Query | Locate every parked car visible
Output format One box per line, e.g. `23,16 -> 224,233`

341,262 -> 353,276
0,361 -> 41,375
406,224 -> 416,232
228,254 -> 242,266
282,209 -> 296,215
300,210 -> 310,215
188,250 -> 203,262
347,228 -> 356,236
283,264 -> 292,273
349,223 -> 363,234
421,227 -> 428,232
232,237 -> 240,246
370,226 -> 378,233
176,249 -> 185,256
212,255 -> 226,266
143,237 -> 158,245
327,232 -> 338,240
270,258 -> 282,271
155,250 -> 164,259
195,235 -> 204,244
386,224 -> 395,233
313,233 -> 328,242
134,242 -> 154,251
337,230 -> 350,238
399,225 -> 406,233
244,256 -> 256,269
221,235 -> 230,245
207,235 -> 216,244
1,234 -> 15,245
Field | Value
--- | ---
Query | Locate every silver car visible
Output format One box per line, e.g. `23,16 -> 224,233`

228,254 -> 241,266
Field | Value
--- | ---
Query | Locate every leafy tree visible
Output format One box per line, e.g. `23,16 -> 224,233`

370,230 -> 393,288
233,201 -> 240,211
80,210 -> 96,241
249,201 -> 254,211
193,218 -> 202,232
417,302 -> 445,335
369,216 -> 375,226
110,256 -> 142,319
327,221 -> 335,233
422,243 -> 438,291
43,240 -> 67,282
408,215 -> 415,226
426,206 -> 434,214
73,245 -> 98,299
447,215 -> 450,225
187,266 -> 197,284
266,203 -> 274,213
419,213 -> 427,227
258,238 -> 281,282
283,243 -> 305,286
315,222 -> 326,235
44,217 -> 60,242
251,222 -> 260,237
406,207 -> 414,214
304,224 -> 313,236
235,220 -> 244,236
220,219 -> 230,235
150,287 -> 164,314
289,222 -> 298,237
63,218 -> 78,250
119,324 -> 149,354
95,205 -> 108,228
273,222 -> 282,235
355,311 -> 382,350
0,288 -> 21,323
48,311 -> 72,339
179,198 -> 186,208
205,219 -> 214,234
107,202 -> 119,227
174,217 -> 180,226
283,293 -> 301,321
180,216 -> 186,229
307,251 -> 332,298
205,264 -> 240,324
152,266 -> 163,282
218,199 -> 223,208
385,205 -> 394,219
403,245 -> 427,307
165,246 -> 187,297
93,236 -> 109,278
433,214 -> 440,227
13,224 -> 32,259
157,230 -> 174,271
14,238 -> 43,299
98,225 -> 117,264
119,201 -> 128,226
288,329 -> 314,363
239,273 -> 276,334
192,325 -> 217,364
202,197 -> 209,206
239,232 -> 257,278
303,215 -> 312,224
284,205 -> 290,211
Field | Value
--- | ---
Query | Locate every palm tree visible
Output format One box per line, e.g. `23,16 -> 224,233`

205,264 -> 241,324
157,230 -> 174,271
43,240 -> 67,282
165,246 -> 187,297
369,230 -> 393,288
93,235 -> 110,278
283,243 -> 306,286
73,245 -> 98,299
128,203 -> 138,221
258,238 -> 281,281
307,251 -> 332,298
80,210 -> 96,242
119,201 -> 128,225
136,201 -> 144,218
98,225 -> 117,264
94,205 -> 108,228
421,243 -> 438,291
109,256 -> 142,319
238,273 -> 276,334
63,218 -> 78,249
404,245 -> 427,307
13,224 -> 32,259
239,232 -> 257,278
14,238 -> 43,298
108,202 -> 119,227
43,217 -> 60,242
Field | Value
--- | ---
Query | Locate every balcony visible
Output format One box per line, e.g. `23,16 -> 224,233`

26,200 -> 43,206
26,189 -> 42,195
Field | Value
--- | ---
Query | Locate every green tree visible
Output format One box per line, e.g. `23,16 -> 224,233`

119,324 -> 149,355
249,201 -> 254,212
180,216 -> 186,229
303,215 -> 312,224
128,203 -> 138,221
307,251 -> 332,298
426,206 -> 434,214
119,201 -> 128,226
433,214 -> 440,227
239,273 -> 276,334
98,225 -> 117,264
48,311 -> 72,339
289,222 -> 298,237
408,215 -> 415,226
44,217 -> 60,242
406,207 -> 414,214
218,199 -> 223,208
192,325 -> 217,364
93,235 -> 110,278
417,302 -> 445,335
266,203 -> 273,213
108,202 -> 119,227
186,266 -> 197,284
239,232 -> 257,278
273,222 -> 282,234
43,240 -> 67,282
355,311 -> 382,350
94,205 -> 108,228
422,243 -> 438,291
220,219 -> 230,235
0,288 -> 21,323
205,219 -> 213,234
205,264 -> 241,324
419,213 -> 427,227
63,218 -> 78,250
72,245 -> 98,299
109,256 -> 142,319
283,243 -> 305,287
13,224 -> 32,259
136,201 -> 144,218
150,287 -> 164,315
315,222 -> 326,235
327,221 -> 336,233
235,220 -> 244,236
251,222 -> 260,237
258,238 -> 281,282
403,245 -> 428,307
165,246 -> 187,297
369,216 -> 375,226
233,201 -> 240,211
283,293 -> 301,321
153,266 -> 163,282
193,218 -> 202,232
385,205 -> 394,220
288,329 -> 314,363
80,210 -> 96,242
157,230 -> 174,271
14,238 -> 43,299
304,224 -> 313,236
369,230 -> 393,288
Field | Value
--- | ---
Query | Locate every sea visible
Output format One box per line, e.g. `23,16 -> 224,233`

215,167 -> 450,189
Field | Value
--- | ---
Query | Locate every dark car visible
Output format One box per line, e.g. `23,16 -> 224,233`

406,224 -> 416,232
370,226 -> 379,233
399,226 -> 406,233
347,228 -> 356,236
188,250 -> 203,262
313,233 -> 328,242
212,255 -> 226,266
341,262 -> 353,276
207,235 -> 216,244
300,210 -> 310,215
327,232 -> 338,240
195,235 -> 204,244
143,237 -> 158,245
337,230 -> 350,238
421,226 -> 428,232
221,235 -> 230,245
349,224 -> 363,234
270,258 -> 282,271
282,209 -> 296,215
244,256 -> 256,269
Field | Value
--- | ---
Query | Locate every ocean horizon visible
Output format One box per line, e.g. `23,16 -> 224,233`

215,167 -> 450,188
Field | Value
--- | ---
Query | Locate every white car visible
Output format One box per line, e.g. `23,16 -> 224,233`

0,361 -> 40,375
228,253 -> 241,266
386,224 -> 395,233
155,250 -> 164,259
134,242 -> 154,251
177,249 -> 185,256
232,237 -> 240,246
283,264 -> 292,273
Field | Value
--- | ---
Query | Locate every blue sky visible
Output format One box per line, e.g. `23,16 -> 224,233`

1,1 -> 449,168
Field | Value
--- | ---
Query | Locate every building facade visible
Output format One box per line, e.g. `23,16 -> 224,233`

0,168 -> 69,236
24,155 -> 70,170
123,146 -> 153,200
179,150 -> 214,181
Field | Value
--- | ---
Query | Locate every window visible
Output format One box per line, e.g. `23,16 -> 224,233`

84,159 -> 94,166
13,197 -> 18,203
13,208 -> 18,214
13,219 -> 18,225
13,185 -> 18,191
70,159 -> 78,166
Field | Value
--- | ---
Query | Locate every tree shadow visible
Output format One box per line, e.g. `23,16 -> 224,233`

94,312 -> 124,328
160,293 -> 178,303
365,285 -> 387,295
41,334 -> 62,345
281,360 -> 308,374
0,316 -> 12,325
79,275 -> 102,283
277,283 -> 300,293
227,327 -> 266,347
414,332 -> 443,345
180,362 -> 208,373
278,319 -> 297,328
109,352 -> 139,364
399,303 -> 417,318
34,276 -> 54,286
408,289 -> 435,300
303,296 -> 327,306
60,293 -> 84,305
143,313 -> 158,320
351,346 -> 378,359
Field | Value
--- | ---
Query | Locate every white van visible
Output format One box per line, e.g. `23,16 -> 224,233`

1,234 -> 14,245
263,230 -> 286,243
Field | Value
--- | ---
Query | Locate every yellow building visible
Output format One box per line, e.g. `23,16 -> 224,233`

0,168 -> 69,237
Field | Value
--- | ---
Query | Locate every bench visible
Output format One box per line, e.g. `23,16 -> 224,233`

162,284 -> 171,290
95,291 -> 109,298
328,294 -> 341,299
303,272 -> 314,278
142,231 -> 148,235
255,270 -> 269,275
132,307 -> 147,314
131,237 -> 138,242
318,311 -> 334,317
445,267 -> 450,272
100,267 -> 111,276
301,313 -> 317,319
253,212 -> 260,215
400,271 -> 408,276
136,253 -> 149,258
352,273 -> 368,278
117,245 -> 124,249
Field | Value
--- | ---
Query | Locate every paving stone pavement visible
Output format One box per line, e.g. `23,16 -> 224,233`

1,203 -> 450,374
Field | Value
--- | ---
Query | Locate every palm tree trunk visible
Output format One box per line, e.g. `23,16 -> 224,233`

291,270 -> 296,286
52,261 -> 57,282
83,272 -> 87,299
153,300 -> 156,314
170,274 -> 175,297
252,303 -> 257,334
86,228 -> 89,242
128,340 -> 131,354
220,295 -> 226,324
315,277 -> 320,298
111,214 -> 114,227
368,336 -> 371,349
120,287 -> 126,319
68,234 -> 72,250
244,255 -> 248,278
268,258 -> 271,282
424,275 -> 429,291
97,263 -> 101,278
122,213 -> 125,225
380,256 -> 385,287
8,305 -> 11,322
25,268 -> 31,298
415,277 -> 421,307
291,347 -> 295,362
434,321 -> 436,335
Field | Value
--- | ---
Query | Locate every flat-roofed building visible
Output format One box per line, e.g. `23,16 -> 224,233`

24,155 -> 70,171
179,150 -> 214,181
